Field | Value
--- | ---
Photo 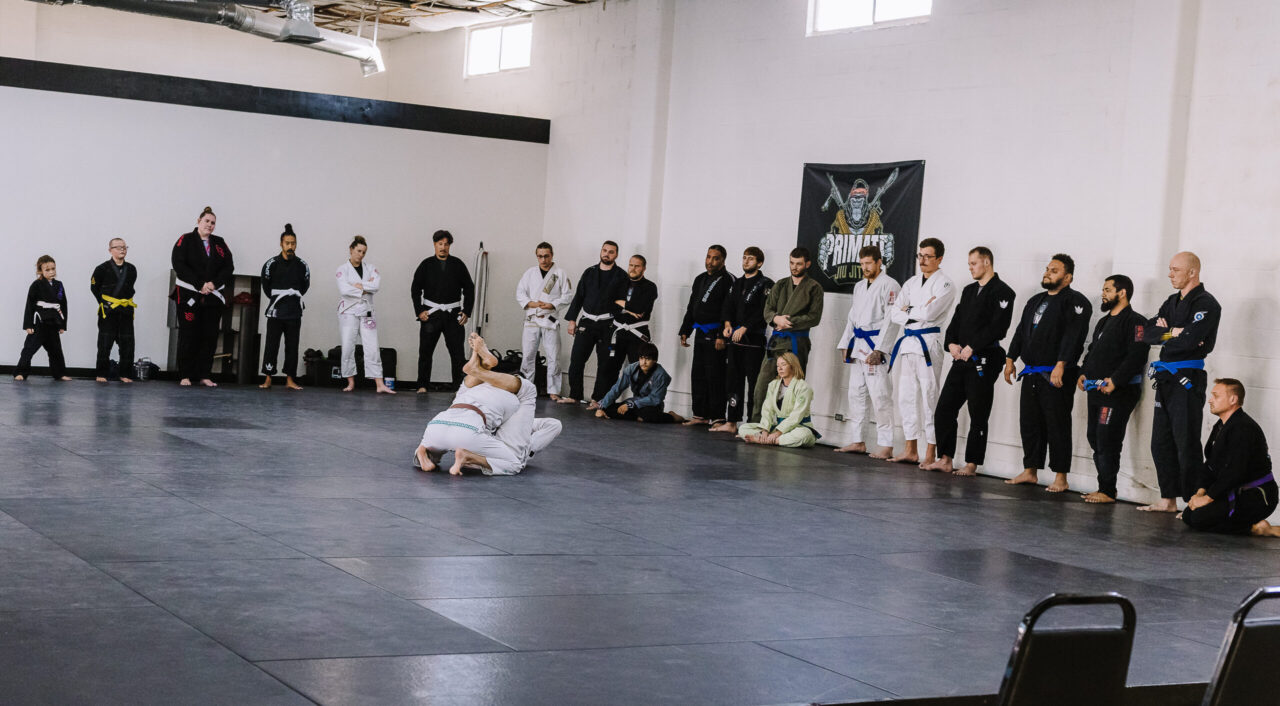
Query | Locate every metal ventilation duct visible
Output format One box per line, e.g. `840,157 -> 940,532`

35,0 -> 385,76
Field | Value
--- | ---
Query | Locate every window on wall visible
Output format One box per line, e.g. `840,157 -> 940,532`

466,20 -> 532,76
809,0 -> 932,33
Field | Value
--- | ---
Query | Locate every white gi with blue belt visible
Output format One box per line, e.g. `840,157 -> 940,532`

836,273 -> 901,448
421,381 -> 522,475
888,269 -> 957,445
516,264 -> 574,397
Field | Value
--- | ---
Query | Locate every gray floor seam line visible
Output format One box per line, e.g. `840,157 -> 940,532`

751,640 -> 906,698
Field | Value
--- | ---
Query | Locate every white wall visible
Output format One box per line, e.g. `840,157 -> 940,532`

0,85 -> 547,381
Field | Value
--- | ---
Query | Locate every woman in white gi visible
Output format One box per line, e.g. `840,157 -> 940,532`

737,352 -> 817,448
336,235 -> 395,394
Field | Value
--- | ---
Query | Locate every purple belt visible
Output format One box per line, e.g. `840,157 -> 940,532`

1228,473 -> 1275,516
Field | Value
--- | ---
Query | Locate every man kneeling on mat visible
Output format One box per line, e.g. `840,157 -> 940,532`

414,334 -> 524,475
737,352 -> 817,448
593,342 -> 685,423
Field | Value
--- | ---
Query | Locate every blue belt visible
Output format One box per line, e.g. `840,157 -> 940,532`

1083,374 -> 1144,391
691,322 -> 720,336
769,329 -> 809,355
1148,359 -> 1205,389
888,327 -> 940,369
844,327 -> 879,363
1229,473 -> 1276,517
1017,365 -> 1055,381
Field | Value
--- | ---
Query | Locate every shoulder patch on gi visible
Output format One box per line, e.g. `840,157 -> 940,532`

1194,311 -> 1206,322
1134,324 -> 1144,342
1074,306 -> 1084,314
998,300 -> 1009,308
887,291 -> 896,305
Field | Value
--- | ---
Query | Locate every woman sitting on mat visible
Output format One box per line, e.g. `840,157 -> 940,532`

738,352 -> 817,448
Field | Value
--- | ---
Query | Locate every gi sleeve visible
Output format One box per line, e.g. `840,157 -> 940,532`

1205,424 -> 1252,500
60,284 -> 68,329
678,274 -> 700,338
630,367 -> 670,409
212,241 -> 234,291
787,281 -> 824,330
89,264 -> 105,306
1143,297 -> 1175,344
299,260 -> 310,296
550,272 -> 574,310
971,286 -> 1015,353
775,381 -> 814,434
336,267 -> 362,298
1111,313 -> 1151,383
912,279 -> 957,325
410,261 -> 428,316
762,281 -> 783,326
598,364 -> 631,408
515,270 -> 534,310
459,261 -> 476,317
633,280 -> 658,319
1007,300 -> 1032,361
1163,296 -> 1221,359
758,380 -> 781,431
874,281 -> 902,353
171,235 -> 201,289
362,265 -> 381,295
1057,294 -> 1091,366
260,258 -> 275,299
23,281 -> 38,330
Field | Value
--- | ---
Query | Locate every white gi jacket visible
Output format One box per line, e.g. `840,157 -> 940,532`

888,270 -> 957,359
516,265 -> 574,329
836,274 -> 901,361
336,260 -> 381,316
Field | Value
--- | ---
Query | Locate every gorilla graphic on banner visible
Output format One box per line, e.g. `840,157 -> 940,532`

797,160 -> 925,292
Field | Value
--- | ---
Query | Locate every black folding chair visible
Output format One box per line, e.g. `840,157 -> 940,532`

1201,586 -> 1280,705
996,592 -> 1137,706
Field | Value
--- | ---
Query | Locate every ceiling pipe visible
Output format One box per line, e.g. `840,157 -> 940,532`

36,0 -> 385,76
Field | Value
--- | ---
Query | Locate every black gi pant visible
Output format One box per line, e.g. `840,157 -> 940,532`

1019,373 -> 1076,473
752,338 -> 811,423
725,342 -> 765,424
689,331 -> 727,420
261,318 -> 301,378
934,359 -> 998,464
95,308 -> 135,377
1183,481 -> 1278,535
418,312 -> 465,388
1085,385 -> 1140,498
602,404 -> 675,423
16,324 -> 66,378
567,319 -> 614,401
598,328 -> 647,396
1151,371 -> 1207,500
176,304 -> 222,381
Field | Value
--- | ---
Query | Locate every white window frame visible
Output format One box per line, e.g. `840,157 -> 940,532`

464,18 -> 533,78
806,0 -> 932,37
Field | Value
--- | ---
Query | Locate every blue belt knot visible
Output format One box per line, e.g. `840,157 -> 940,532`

888,326 -> 941,370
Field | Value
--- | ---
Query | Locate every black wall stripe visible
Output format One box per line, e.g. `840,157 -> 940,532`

0,56 -> 550,144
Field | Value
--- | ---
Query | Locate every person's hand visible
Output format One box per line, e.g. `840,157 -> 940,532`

1170,327 -> 1183,337
567,320 -> 577,336
459,313 -> 469,326
948,344 -> 963,360
586,400 -> 601,410
769,431 -> 783,444
866,351 -> 886,366
1156,317 -> 1168,328
680,335 -> 690,348
617,404 -> 629,416
614,299 -> 626,308
58,329 -> 65,335
1101,378 -> 1116,395
714,338 -> 726,351
24,328 -> 34,335
960,345 -> 974,361
1187,493 -> 1212,510
540,302 -> 555,310
354,282 -> 364,291
1076,375 -> 1086,391
418,311 -> 430,322
594,409 -> 606,419
732,327 -> 746,343
772,315 -> 792,330
200,282 -> 215,294
723,323 -> 733,338
1050,362 -> 1065,388
1003,359 -> 1016,385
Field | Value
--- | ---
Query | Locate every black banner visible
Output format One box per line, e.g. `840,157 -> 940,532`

796,160 -> 925,292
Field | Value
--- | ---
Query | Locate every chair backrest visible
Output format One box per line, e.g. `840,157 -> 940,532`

1202,586 -> 1280,706
996,592 -> 1136,706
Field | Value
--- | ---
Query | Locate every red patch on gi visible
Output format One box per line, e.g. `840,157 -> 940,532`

1134,324 -> 1144,342
1098,406 -> 1113,425
176,235 -> 184,246
184,312 -> 194,322
215,246 -> 225,257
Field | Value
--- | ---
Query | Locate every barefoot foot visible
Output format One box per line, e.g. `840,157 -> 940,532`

868,446 -> 893,460
952,463 -> 978,477
1137,500 -> 1179,513
835,442 -> 867,454
1082,492 -> 1116,504
888,453 -> 920,464
1005,469 -> 1039,485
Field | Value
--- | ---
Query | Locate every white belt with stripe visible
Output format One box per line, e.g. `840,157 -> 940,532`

421,297 -> 463,316
524,311 -> 559,329
265,288 -> 303,317
175,277 -> 226,305
609,319 -> 650,355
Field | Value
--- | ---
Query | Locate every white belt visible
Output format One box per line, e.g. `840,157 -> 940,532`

609,319 -> 649,356
580,311 -> 612,322
175,277 -> 225,304
265,288 -> 303,317
36,301 -> 61,310
421,297 -> 463,316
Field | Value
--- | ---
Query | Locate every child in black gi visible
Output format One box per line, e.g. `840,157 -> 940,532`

15,255 -> 70,381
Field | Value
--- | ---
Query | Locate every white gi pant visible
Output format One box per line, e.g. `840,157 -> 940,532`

520,322 -> 562,396
895,344 -> 944,445
339,312 -> 383,378
847,359 -> 895,448
420,408 -> 522,476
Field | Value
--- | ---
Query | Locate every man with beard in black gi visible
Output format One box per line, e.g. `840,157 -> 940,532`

925,246 -> 1015,476
710,247 -> 773,435
90,238 -> 138,383
1076,274 -> 1149,503
561,240 -> 628,405
1003,254 -> 1091,493
1182,379 -> 1279,537
678,245 -> 734,427
589,254 -> 658,409
411,229 -> 475,393
1137,251 -> 1222,513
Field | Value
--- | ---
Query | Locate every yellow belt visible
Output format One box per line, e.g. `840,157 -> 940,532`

99,294 -> 136,318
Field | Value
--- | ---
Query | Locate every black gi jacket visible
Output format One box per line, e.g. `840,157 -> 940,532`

24,278 -> 67,329
411,255 -> 475,319
1007,286 -> 1091,368
610,277 -> 658,326
260,254 -> 310,320
90,260 -> 137,312
566,263 -> 628,323
944,273 -> 1016,363
1081,306 -> 1149,384
171,230 -> 234,308
721,273 -> 774,347
679,268 -> 734,339
1143,283 -> 1221,364
1198,409 -> 1273,501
